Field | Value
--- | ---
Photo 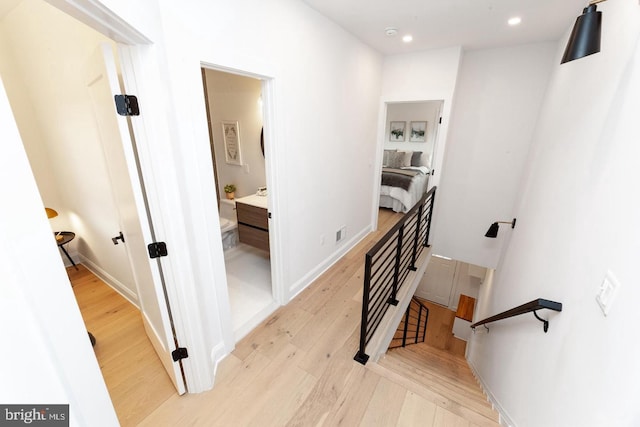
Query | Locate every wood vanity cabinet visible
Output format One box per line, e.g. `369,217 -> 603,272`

236,201 -> 269,252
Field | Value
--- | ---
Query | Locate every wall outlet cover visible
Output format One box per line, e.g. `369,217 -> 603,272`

596,270 -> 620,317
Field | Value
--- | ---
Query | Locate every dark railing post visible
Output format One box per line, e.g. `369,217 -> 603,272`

388,224 -> 404,306
424,189 -> 436,247
422,307 -> 429,342
402,303 -> 410,347
415,303 -> 423,344
409,204 -> 423,271
353,254 -> 373,364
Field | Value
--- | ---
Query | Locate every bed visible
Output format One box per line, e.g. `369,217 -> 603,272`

380,150 -> 430,213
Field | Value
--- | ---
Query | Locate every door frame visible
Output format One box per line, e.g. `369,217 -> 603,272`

44,0 -> 215,392
199,62 -> 285,344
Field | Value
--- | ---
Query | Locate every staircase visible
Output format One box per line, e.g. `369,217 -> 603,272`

389,297 -> 429,349
378,343 -> 501,426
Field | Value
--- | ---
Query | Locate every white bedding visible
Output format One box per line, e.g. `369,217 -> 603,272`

379,168 -> 430,213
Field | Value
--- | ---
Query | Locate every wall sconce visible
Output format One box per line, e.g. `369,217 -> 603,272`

485,218 -> 516,238
561,0 -> 605,64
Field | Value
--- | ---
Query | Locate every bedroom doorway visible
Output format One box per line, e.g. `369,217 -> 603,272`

378,100 -> 444,215
201,67 -> 278,342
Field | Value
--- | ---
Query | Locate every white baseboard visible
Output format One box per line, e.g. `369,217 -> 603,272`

210,342 -> 227,386
466,358 -> 517,427
287,225 -> 371,301
78,254 -> 139,308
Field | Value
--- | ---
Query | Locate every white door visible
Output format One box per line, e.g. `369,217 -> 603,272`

418,255 -> 456,306
86,43 -> 186,394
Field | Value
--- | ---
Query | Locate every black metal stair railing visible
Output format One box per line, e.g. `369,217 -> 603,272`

389,297 -> 430,349
354,187 -> 436,365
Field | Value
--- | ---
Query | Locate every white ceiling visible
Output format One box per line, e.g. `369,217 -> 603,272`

301,0 -> 587,55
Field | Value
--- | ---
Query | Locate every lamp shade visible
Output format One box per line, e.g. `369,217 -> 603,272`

45,207 -> 59,219
561,4 -> 602,64
484,222 -> 500,238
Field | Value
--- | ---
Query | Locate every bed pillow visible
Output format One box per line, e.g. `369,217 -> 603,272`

382,149 -> 396,167
387,151 -> 412,168
411,151 -> 422,167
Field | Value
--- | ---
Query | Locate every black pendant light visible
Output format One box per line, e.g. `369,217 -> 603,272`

561,3 -> 603,64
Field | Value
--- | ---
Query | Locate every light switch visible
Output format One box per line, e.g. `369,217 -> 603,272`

596,270 -> 620,316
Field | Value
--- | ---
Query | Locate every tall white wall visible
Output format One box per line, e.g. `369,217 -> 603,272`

204,69 -> 265,199
0,0 -> 139,300
467,1 -> 640,425
384,101 -> 441,167
433,43 -> 556,269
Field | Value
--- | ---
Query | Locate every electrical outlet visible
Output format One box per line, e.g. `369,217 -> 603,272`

596,270 -> 620,316
336,225 -> 347,244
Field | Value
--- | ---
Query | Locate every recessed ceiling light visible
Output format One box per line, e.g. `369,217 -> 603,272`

385,27 -> 398,36
508,17 -> 522,26
402,35 -> 413,43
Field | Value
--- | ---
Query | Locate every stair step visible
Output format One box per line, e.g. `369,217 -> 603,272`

367,361 -> 500,426
379,348 -> 497,422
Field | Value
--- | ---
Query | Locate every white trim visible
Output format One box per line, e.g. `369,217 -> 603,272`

44,0 -> 150,44
78,255 -> 140,308
467,358 -> 517,427
287,225 -> 371,301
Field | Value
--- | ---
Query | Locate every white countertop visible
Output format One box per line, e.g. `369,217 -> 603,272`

235,194 -> 268,209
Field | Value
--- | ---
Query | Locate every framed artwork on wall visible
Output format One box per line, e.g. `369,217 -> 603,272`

222,120 -> 243,165
410,121 -> 427,142
389,121 -> 406,142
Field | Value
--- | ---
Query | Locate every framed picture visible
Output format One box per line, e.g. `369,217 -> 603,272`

221,121 -> 243,165
389,121 -> 406,142
410,121 -> 427,142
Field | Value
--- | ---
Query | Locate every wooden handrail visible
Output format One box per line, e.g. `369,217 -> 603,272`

470,298 -> 562,333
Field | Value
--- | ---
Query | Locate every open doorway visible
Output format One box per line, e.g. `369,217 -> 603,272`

201,68 -> 278,341
376,100 -> 443,216
0,0 -> 185,405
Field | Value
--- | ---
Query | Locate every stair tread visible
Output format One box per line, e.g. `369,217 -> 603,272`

367,361 -> 500,426
379,352 -> 496,420
383,347 -> 487,402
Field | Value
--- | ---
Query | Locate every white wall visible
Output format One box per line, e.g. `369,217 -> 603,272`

204,69 -> 265,199
467,1 -> 640,426
0,0 -> 140,301
433,42 -> 556,269
380,46 -> 462,190
384,101 -> 441,167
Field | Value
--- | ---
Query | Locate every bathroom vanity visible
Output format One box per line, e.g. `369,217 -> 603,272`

235,194 -> 269,252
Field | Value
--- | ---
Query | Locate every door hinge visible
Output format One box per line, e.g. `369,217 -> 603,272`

268,212 -> 272,219
439,116 -> 442,124
171,347 -> 188,362
148,242 -> 168,259
114,94 -> 140,116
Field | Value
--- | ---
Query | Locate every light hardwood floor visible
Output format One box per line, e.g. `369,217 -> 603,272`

72,208 -> 499,426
